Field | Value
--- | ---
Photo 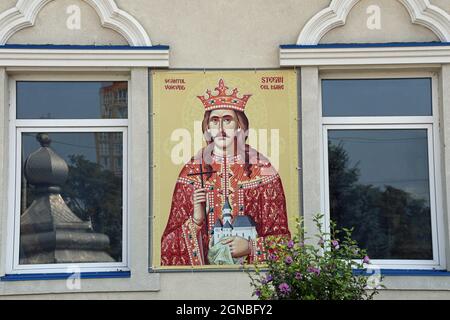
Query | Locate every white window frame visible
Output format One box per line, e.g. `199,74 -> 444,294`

320,71 -> 446,270
6,73 -> 130,274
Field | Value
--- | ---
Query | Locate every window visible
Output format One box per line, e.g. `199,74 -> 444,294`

8,77 -> 129,274
321,74 -> 443,269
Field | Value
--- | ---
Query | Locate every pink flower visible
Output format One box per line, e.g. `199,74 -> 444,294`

287,240 -> 295,249
268,253 -> 277,261
285,256 -> 293,265
295,272 -> 303,280
307,266 -> 321,276
331,240 -> 340,249
262,274 -> 272,285
363,256 -> 370,264
278,283 -> 291,295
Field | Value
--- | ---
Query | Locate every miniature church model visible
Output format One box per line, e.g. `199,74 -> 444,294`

212,196 -> 257,245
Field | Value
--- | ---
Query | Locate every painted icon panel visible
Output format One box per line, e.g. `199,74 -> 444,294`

152,70 -> 299,269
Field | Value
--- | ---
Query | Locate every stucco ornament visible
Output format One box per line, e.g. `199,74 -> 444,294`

297,0 -> 450,45
0,0 -> 152,46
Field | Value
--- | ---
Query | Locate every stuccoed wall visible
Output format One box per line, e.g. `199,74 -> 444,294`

0,0 -> 449,299
6,0 -> 443,66
5,0 -> 444,64
2,273 -> 450,299
433,0 -> 450,13
7,0 -> 332,67
0,1 -> 15,13
0,273 -> 449,300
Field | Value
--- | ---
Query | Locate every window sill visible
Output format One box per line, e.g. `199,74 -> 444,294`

0,271 -> 160,296
0,271 -> 131,282
354,269 -> 450,277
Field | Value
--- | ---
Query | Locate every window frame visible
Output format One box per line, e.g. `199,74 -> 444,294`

6,73 -> 130,274
320,71 -> 446,270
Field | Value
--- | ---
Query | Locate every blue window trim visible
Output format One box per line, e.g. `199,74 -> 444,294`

354,269 -> 450,277
280,41 -> 450,50
0,271 -> 131,282
0,44 -> 169,50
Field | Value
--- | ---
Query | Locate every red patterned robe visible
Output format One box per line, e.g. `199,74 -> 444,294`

161,146 -> 290,266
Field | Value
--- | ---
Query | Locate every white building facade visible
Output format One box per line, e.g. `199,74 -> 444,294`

0,0 -> 448,299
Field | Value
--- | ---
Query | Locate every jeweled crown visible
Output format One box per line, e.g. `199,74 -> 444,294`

197,79 -> 251,112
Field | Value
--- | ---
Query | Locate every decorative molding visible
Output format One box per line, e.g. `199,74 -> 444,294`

297,0 -> 450,45
297,0 -> 359,45
84,0 -> 152,46
399,0 -> 450,42
0,0 -> 51,46
0,47 -> 169,67
0,0 -> 152,46
280,44 -> 450,67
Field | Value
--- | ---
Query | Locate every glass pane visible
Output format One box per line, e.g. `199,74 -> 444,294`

328,129 -> 433,260
322,78 -> 432,117
20,132 -> 123,264
17,81 -> 128,119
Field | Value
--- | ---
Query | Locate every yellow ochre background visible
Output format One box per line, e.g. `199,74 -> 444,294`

151,70 -> 300,269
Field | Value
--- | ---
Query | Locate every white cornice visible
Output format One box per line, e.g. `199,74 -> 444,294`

297,0 -> 450,45
280,45 -> 450,67
0,0 -> 152,46
0,47 -> 169,67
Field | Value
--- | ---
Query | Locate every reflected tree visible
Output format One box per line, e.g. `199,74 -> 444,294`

62,155 -> 123,262
328,142 -> 432,260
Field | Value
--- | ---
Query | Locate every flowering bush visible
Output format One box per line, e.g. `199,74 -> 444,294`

247,214 -> 382,300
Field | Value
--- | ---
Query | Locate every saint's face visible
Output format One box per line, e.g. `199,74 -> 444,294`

208,109 -> 239,150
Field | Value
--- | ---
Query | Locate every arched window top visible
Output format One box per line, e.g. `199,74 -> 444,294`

297,0 -> 450,45
0,0 -> 152,46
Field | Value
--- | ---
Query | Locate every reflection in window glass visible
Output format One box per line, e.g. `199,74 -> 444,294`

17,81 -> 128,119
328,129 -> 433,260
322,78 -> 432,117
20,132 -> 123,264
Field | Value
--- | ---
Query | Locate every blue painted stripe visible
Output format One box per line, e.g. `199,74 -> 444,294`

280,42 -> 450,49
0,44 -> 169,50
353,269 -> 450,276
0,271 -> 131,281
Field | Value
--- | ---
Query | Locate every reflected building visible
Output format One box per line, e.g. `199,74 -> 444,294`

95,82 -> 127,176
20,133 -> 114,264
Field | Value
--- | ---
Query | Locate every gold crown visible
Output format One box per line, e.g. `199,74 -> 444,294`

197,79 -> 251,112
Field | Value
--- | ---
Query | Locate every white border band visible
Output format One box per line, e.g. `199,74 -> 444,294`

280,45 -> 450,67
0,47 -> 169,68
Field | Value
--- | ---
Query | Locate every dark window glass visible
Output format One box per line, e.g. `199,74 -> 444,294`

322,78 -> 432,117
20,132 -> 123,264
328,129 -> 433,260
17,81 -> 128,119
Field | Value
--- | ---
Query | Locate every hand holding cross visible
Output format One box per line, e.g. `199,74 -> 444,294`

187,163 -> 216,227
